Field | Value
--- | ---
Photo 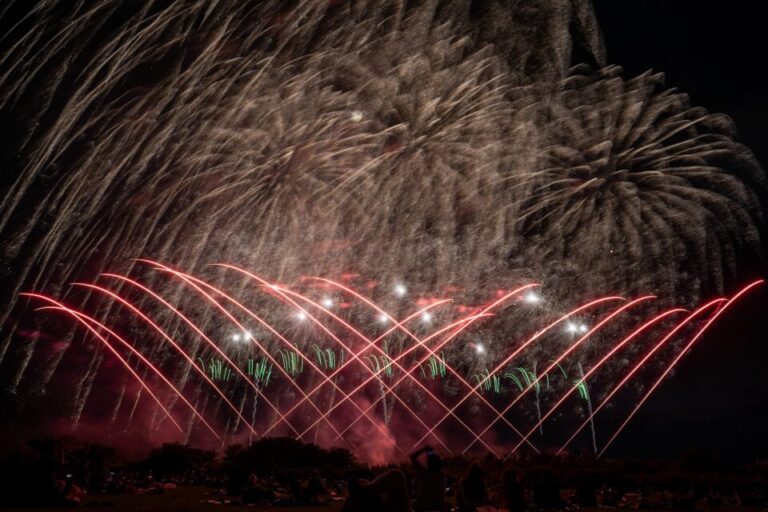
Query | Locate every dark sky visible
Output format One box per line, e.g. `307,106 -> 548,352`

593,1 -> 768,462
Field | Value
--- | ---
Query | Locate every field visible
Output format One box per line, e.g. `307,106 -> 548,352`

2,486 -> 344,512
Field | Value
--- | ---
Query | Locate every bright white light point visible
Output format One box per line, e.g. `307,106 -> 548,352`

231,333 -> 242,342
243,330 -> 252,340
421,312 -> 432,323
579,324 -> 589,333
321,297 -> 334,309
377,314 -> 389,324
566,322 -> 578,334
394,283 -> 407,297
523,291 -> 541,304
269,284 -> 279,290
296,311 -> 308,321
350,110 -> 363,122
475,343 -> 486,355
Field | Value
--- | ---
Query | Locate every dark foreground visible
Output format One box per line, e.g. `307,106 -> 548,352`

3,485 -> 767,512
1,486 -> 343,512
2,437 -> 767,511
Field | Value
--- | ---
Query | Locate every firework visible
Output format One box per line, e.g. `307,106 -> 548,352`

0,1 -> 764,460
14,263 -> 762,459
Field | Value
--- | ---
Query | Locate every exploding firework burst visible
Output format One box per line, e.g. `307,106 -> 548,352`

515,65 -> 765,301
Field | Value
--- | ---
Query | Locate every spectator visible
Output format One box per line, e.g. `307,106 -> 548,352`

410,446 -> 447,512
501,467 -> 527,512
531,470 -> 561,509
458,463 -> 487,512
342,469 -> 410,512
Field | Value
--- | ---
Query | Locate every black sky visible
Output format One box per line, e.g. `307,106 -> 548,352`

593,1 -> 768,462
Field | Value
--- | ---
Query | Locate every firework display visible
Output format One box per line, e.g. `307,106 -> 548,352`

17,260 -> 765,460
0,1 -> 764,461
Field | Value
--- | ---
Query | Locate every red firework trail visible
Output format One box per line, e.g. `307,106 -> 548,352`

71,282 -> 258,438
219,264 -> 464,440
463,295 -> 654,453
141,261 -> 415,449
259,299 -> 449,438
598,280 -> 764,457
22,258 -> 760,457
330,284 -> 540,453
305,276 -> 538,452
261,285 -> 454,452
556,298 -> 727,455
217,262 -> 519,452
99,273 -> 299,436
46,307 -> 221,437
20,294 -> 189,435
414,295 -> 624,449
241,267 -> 530,453
296,313 -> 493,447
135,260 -> 358,443
506,307 -> 687,458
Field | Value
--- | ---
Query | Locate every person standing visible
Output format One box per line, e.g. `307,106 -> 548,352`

457,463 -> 487,512
410,446 -> 447,512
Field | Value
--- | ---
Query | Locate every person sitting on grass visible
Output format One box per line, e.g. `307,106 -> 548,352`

341,469 -> 411,512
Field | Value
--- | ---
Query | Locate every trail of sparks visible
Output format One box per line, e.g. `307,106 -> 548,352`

415,295 -> 624,449
226,264 -> 535,453
21,258 -> 759,457
219,264 -> 514,451
264,284 -> 455,452
298,313 -> 493,446
556,298 -> 727,455
314,278 -> 538,452
99,273 -> 298,436
261,299 -> 449,437
21,294 -> 190,435
598,280 -> 763,457
71,282 -> 258,438
329,284 -> 540,452
309,276 -> 539,452
135,260 -> 357,443
216,263 -> 464,440
507,307 -> 687,458
463,295 -> 654,453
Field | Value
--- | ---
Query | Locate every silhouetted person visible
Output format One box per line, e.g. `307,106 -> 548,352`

531,470 -> 562,509
302,474 -> 328,504
457,463 -> 487,512
575,475 -> 598,507
242,473 -> 275,504
502,467 -> 527,512
410,446 -> 447,512
342,469 -> 410,512
28,439 -> 66,505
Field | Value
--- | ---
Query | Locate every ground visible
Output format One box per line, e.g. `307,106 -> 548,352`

2,486 -> 344,512
4,485 -> 764,512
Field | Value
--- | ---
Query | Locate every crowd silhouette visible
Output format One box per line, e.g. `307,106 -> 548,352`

341,446 -> 551,512
2,438 -> 768,510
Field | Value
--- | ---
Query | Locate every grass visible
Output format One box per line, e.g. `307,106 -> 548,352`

2,486 -> 344,512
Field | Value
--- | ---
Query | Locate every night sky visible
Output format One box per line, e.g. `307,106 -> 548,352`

593,1 -> 768,462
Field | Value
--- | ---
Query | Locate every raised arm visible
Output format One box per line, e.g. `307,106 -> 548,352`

410,445 -> 433,468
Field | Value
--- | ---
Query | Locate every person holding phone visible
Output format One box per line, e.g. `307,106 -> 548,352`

410,446 -> 447,512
